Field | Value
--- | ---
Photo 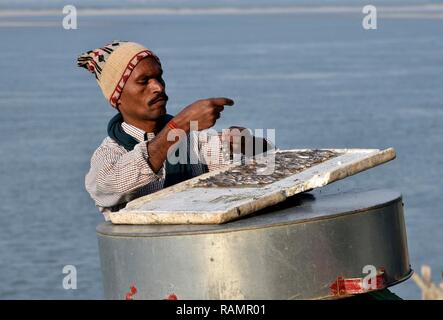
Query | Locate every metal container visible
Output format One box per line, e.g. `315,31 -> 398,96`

97,189 -> 411,299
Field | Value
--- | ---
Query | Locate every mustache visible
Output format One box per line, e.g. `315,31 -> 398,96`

148,93 -> 168,105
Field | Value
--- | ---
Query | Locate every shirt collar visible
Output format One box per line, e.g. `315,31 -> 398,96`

121,122 -> 156,142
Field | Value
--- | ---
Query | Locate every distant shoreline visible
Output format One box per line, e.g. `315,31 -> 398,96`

1,4 -> 443,28
0,5 -> 443,18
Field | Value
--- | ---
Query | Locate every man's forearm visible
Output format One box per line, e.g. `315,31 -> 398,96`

146,118 -> 190,173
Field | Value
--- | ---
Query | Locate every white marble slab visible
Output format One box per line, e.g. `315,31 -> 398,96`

110,148 -> 396,225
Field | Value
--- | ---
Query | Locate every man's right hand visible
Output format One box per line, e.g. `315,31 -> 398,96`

146,97 -> 233,173
173,97 -> 234,131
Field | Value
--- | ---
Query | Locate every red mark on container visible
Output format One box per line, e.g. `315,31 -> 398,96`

329,270 -> 386,296
164,293 -> 178,300
125,293 -> 133,300
125,284 -> 138,300
130,285 -> 137,295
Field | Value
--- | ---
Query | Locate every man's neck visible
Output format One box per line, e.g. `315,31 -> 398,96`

123,116 -> 162,135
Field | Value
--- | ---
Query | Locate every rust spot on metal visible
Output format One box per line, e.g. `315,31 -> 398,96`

164,293 -> 178,300
125,283 -> 138,300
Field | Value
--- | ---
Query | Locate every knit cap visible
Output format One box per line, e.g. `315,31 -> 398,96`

77,41 -> 161,107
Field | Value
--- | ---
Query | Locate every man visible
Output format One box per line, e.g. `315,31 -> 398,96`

78,41 -> 270,220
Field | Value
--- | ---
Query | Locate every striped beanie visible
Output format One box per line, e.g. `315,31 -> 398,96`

77,41 -> 161,108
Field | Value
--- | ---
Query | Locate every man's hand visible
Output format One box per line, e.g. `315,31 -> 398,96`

220,126 -> 272,158
173,97 -> 234,132
220,126 -> 251,156
146,97 -> 233,173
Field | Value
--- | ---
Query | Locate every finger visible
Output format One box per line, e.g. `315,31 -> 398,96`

212,105 -> 224,113
209,97 -> 234,107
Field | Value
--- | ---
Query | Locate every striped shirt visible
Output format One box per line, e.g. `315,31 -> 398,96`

85,122 -> 229,220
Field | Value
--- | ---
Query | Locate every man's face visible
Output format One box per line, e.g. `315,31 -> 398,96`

118,56 -> 168,121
